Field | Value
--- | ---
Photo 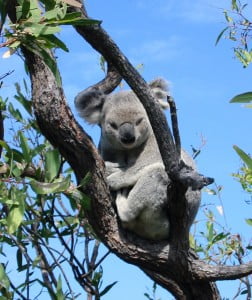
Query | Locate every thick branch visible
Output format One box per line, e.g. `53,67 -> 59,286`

191,260 -> 252,281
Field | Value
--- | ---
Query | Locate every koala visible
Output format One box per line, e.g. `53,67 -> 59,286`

75,78 -> 200,240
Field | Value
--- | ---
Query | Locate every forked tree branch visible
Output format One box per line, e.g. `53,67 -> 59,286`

5,1 -> 252,299
68,4 -> 214,191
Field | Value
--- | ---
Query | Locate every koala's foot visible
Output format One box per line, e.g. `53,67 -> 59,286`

116,189 -> 137,222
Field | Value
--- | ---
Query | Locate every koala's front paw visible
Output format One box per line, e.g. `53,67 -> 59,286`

105,161 -> 120,177
107,171 -> 124,190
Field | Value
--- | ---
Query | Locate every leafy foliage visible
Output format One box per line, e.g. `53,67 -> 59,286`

217,0 -> 252,68
0,82 -> 114,299
1,0 -> 100,85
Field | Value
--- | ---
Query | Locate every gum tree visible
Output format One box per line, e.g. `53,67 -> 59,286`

1,0 -> 252,299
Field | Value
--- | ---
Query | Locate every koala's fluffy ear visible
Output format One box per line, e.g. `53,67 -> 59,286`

149,78 -> 170,109
74,88 -> 106,124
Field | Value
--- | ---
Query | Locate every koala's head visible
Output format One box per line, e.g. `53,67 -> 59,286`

75,78 -> 169,150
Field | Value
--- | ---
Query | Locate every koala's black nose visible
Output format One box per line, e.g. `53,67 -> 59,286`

119,123 -> 136,144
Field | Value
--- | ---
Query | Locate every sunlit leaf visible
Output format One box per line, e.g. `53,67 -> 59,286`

233,145 -> 252,169
45,148 -> 61,182
7,191 -> 25,234
30,176 -> 71,194
56,275 -> 65,300
28,0 -> 42,20
62,0 -> 82,8
231,0 -> 238,11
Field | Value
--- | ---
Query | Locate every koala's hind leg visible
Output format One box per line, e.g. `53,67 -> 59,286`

116,163 -> 170,239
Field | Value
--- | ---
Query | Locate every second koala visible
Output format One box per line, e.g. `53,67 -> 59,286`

75,78 -> 200,240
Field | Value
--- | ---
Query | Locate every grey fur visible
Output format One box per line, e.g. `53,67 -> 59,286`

75,79 -> 200,240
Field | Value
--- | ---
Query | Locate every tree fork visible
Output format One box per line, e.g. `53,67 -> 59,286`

6,1 -> 252,299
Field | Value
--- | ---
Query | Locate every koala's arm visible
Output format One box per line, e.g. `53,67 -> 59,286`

107,162 -> 164,190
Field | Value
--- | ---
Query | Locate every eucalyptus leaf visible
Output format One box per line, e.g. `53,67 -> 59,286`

230,92 -> 252,103
233,145 -> 252,169
40,34 -> 69,52
100,281 -> 118,297
215,27 -> 228,46
45,148 -> 61,182
56,276 -> 65,300
0,264 -> 10,290
7,191 -> 25,234
18,130 -> 31,162
245,219 -> 252,226
30,176 -> 71,194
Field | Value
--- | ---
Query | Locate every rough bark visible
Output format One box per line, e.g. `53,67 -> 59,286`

6,1 -> 252,299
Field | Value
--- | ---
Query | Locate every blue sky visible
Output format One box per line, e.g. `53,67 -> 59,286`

1,0 -> 252,299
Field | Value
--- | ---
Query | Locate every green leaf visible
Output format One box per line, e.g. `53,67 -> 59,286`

56,276 -> 65,300
211,232 -> 229,244
44,8 -> 60,20
21,0 -> 30,19
30,176 -> 71,194
100,281 -> 118,297
245,219 -> 252,226
16,249 -> 23,270
65,189 -> 91,211
233,145 -> 252,169
28,0 -> 42,20
230,92 -> 252,103
0,264 -> 10,290
7,190 -> 25,234
24,22 -> 61,37
45,148 -> 61,182
51,17 -> 101,26
79,172 -> 91,187
231,0 -> 238,11
223,10 -> 233,23
8,102 -> 23,122
215,27 -> 228,46
18,131 -> 31,162
39,34 -> 69,52
206,222 -> 214,242
14,84 -> 32,116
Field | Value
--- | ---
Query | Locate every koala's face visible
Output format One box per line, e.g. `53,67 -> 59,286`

101,91 -> 151,150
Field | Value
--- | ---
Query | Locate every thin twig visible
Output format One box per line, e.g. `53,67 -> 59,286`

167,95 -> 181,160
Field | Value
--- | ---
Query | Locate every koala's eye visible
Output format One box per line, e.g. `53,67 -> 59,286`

136,118 -> 143,125
110,122 -> 118,129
